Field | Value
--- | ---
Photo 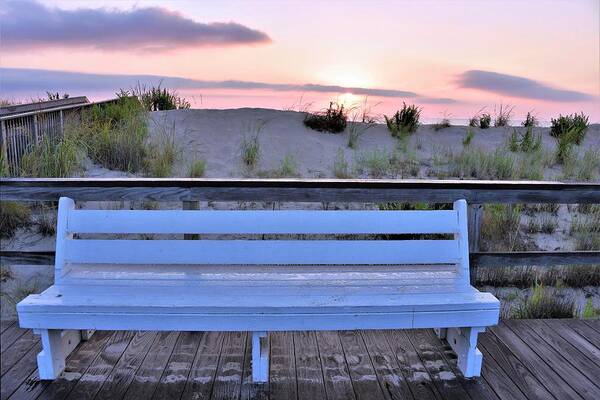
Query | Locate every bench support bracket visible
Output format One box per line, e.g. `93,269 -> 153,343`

252,331 -> 269,383
34,329 -> 81,379
445,326 -> 485,378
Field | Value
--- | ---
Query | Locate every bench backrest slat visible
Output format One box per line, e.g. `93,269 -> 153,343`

67,210 -> 459,234
65,239 -> 461,265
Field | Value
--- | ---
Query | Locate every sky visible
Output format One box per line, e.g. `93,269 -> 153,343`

1,0 -> 599,123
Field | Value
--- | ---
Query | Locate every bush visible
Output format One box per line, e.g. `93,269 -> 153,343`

385,103 -> 421,137
432,118 -> 451,131
189,159 -> 206,177
512,284 -> 574,319
554,127 -> 579,165
508,127 -> 542,153
479,113 -> 491,129
303,102 -> 347,133
494,104 -> 514,127
129,83 -> 191,111
522,112 -> 538,128
74,96 -> 148,172
19,135 -> 83,177
550,113 -> 589,145
0,202 -> 31,238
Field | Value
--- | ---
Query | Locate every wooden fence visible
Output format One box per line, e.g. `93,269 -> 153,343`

0,97 -> 120,174
1,178 -> 599,269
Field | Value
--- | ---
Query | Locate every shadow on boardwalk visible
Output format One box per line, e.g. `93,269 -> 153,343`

1,319 -> 599,400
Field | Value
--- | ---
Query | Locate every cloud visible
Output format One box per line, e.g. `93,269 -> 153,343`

0,68 -> 455,103
0,0 -> 271,51
457,70 -> 594,102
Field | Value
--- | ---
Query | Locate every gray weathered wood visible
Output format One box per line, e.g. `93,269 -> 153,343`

315,331 -> 356,400
2,178 -> 599,203
468,204 -> 483,252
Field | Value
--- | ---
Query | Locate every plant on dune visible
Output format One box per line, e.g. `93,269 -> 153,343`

522,112 -> 539,128
554,127 -> 580,165
582,297 -> 600,319
357,149 -> 390,178
303,102 -> 347,133
480,204 -> 526,251
240,121 -> 263,169
508,127 -> 542,153
333,149 -> 352,178
0,201 -> 31,239
73,96 -> 148,172
19,134 -> 84,178
512,283 -> 575,319
448,147 -> 516,180
189,159 -> 206,178
479,113 -> 491,129
128,83 -> 191,111
493,103 -> 514,127
432,113 -> 452,131
385,102 -> 421,137
347,99 -> 377,148
550,112 -> 589,145
462,127 -> 475,147
571,209 -> 600,250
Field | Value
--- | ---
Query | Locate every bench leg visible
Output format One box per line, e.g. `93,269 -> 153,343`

35,329 -> 81,379
251,331 -> 269,383
445,327 -> 485,378
80,330 -> 95,340
434,328 -> 447,339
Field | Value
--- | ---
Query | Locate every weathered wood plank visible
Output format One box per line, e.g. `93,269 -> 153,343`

359,330 -> 413,400
315,331 -> 356,400
543,320 -> 600,367
269,331 -> 298,400
489,325 -> 582,399
477,341 -> 529,400
13,331 -> 112,400
0,251 -> 55,265
180,332 -> 224,400
122,332 -> 179,400
1,329 -> 37,376
0,342 -> 40,400
338,330 -> 385,400
478,329 -> 553,400
210,331 -> 247,400
422,329 -> 499,400
94,331 -> 157,400
505,320 -> 600,398
2,178 -> 599,203
151,331 -> 200,400
0,320 -> 15,335
405,329 -> 470,400
523,320 -> 600,387
0,323 -> 28,355
64,331 -> 135,400
383,329 -> 440,399
294,331 -> 325,400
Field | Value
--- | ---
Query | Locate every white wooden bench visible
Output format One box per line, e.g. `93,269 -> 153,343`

18,197 -> 499,382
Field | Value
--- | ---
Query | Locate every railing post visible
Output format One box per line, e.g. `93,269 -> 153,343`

33,114 -> 39,144
183,201 -> 200,240
59,110 -> 64,138
1,120 -> 7,167
468,204 -> 483,252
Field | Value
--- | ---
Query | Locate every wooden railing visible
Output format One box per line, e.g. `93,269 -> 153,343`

1,178 -> 599,268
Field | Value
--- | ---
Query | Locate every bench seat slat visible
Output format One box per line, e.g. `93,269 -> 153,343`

18,284 -> 499,314
67,210 -> 459,234
65,240 -> 460,265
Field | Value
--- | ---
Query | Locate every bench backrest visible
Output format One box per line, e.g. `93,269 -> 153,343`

54,197 -> 471,285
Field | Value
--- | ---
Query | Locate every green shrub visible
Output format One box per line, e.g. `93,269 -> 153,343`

128,83 -> 190,111
479,113 -> 491,129
550,113 -> 589,145
240,126 -> 261,169
463,127 -> 475,147
508,127 -> 542,153
0,201 -> 31,238
74,96 -> 148,172
582,297 -> 600,319
19,135 -> 83,177
494,104 -> 514,127
481,204 -> 525,251
333,149 -> 352,178
144,131 -> 177,177
189,159 -> 206,177
512,284 -> 574,319
554,127 -> 579,165
432,118 -> 451,131
385,103 -> 421,137
522,112 -> 538,128
304,102 -> 347,133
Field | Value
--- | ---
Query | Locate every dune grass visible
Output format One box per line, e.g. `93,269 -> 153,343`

0,201 -> 31,239
474,265 -> 600,288
571,209 -> 600,250
188,159 -> 206,177
385,103 -> 421,137
128,83 -> 191,111
432,117 -> 451,131
448,147 -> 516,180
19,134 -> 84,177
522,112 -> 539,128
333,149 -> 352,178
494,104 -> 514,127
480,204 -> 528,251
462,127 -> 475,146
511,284 -> 575,319
550,112 -> 589,145
304,102 -> 347,133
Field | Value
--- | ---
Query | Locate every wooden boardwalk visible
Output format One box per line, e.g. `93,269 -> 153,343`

1,319 -> 599,400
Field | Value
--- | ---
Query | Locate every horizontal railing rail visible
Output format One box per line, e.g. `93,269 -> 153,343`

1,178 -> 599,268
2,178 -> 600,203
